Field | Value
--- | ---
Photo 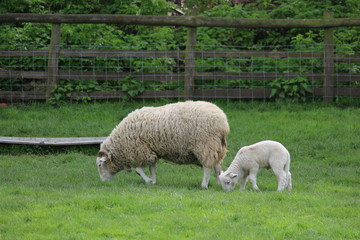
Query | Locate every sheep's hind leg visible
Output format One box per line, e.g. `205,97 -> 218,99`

276,171 -> 287,191
201,167 -> 212,189
135,168 -> 153,184
149,164 -> 156,184
286,171 -> 292,190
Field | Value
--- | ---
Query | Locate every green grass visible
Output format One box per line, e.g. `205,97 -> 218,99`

0,101 -> 359,239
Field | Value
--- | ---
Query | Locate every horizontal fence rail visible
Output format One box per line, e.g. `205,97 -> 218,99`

1,49 -> 360,60
1,13 -> 360,28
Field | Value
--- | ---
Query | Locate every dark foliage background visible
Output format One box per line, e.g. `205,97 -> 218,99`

1,0 -> 359,50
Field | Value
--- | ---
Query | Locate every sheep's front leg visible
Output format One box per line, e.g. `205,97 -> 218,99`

239,175 -> 248,191
149,164 -> 156,184
201,167 -> 212,189
248,169 -> 260,191
135,168 -> 153,184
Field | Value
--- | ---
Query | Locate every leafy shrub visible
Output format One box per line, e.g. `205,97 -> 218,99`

120,74 -> 145,100
49,74 -> 145,105
49,79 -> 101,105
269,76 -> 313,102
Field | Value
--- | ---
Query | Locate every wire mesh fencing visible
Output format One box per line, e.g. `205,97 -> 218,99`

0,44 -> 359,104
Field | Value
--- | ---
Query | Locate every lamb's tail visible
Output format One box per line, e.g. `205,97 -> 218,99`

284,152 -> 292,190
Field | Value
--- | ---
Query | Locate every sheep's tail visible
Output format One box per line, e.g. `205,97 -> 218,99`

221,135 -> 227,148
284,151 -> 292,190
218,135 -> 228,164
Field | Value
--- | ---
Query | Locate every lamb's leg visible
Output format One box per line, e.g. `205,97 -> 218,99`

201,167 -> 212,189
149,164 -> 156,184
276,171 -> 287,191
286,171 -> 292,190
248,169 -> 260,191
239,174 -> 248,191
135,168 -> 153,184
214,164 -> 222,185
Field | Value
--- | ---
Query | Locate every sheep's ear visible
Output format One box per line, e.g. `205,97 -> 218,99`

229,173 -> 238,179
98,150 -> 110,162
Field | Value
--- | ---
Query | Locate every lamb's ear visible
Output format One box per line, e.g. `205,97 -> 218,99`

229,173 -> 238,179
98,150 -> 111,162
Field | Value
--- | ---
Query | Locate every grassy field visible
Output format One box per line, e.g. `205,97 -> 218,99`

0,101 -> 359,239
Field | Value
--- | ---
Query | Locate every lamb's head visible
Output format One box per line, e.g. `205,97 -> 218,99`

96,150 -> 117,181
219,172 -> 239,192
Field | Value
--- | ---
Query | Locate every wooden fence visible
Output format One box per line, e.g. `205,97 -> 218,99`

0,13 -> 360,102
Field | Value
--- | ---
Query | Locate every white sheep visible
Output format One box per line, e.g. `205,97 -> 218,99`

219,140 -> 292,192
96,100 -> 229,189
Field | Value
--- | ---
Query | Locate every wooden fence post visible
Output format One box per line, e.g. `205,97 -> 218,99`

184,27 -> 197,100
46,23 -> 61,101
323,11 -> 334,102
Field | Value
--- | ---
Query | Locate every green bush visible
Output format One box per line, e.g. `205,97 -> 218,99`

269,76 -> 313,102
49,74 -> 145,105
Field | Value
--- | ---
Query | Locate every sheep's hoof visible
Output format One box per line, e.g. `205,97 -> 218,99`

146,179 -> 154,184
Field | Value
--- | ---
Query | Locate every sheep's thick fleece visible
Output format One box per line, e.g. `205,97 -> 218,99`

98,101 -> 229,187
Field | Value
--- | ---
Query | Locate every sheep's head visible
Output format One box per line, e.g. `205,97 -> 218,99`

219,171 -> 239,192
96,150 -> 117,181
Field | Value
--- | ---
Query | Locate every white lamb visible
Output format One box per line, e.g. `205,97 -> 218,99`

96,100 -> 229,189
219,140 -> 292,192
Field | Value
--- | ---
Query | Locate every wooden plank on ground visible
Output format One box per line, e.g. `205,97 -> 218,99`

0,137 -> 106,146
